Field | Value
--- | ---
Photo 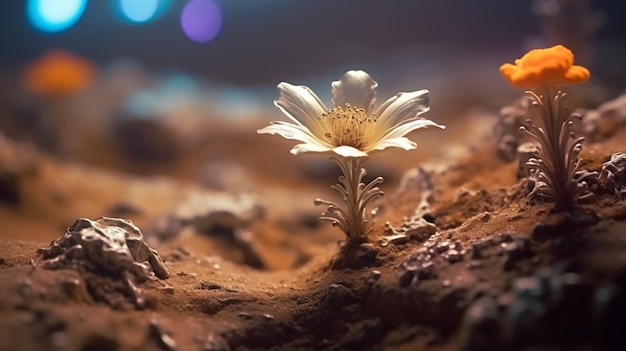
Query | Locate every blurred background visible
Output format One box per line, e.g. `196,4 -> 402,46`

0,0 -> 624,177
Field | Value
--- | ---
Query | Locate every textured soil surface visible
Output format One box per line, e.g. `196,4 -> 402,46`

1,98 -> 626,351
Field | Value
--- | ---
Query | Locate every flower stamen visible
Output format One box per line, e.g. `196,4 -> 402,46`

318,104 -> 378,150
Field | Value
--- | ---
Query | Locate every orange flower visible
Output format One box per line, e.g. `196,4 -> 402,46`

499,45 -> 589,89
22,50 -> 96,97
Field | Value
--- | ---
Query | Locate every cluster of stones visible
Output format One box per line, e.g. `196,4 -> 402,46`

459,266 -> 624,350
469,233 -> 533,271
398,240 -> 465,287
398,232 -> 534,288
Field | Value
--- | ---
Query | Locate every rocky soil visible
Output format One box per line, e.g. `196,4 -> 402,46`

1,95 -> 625,351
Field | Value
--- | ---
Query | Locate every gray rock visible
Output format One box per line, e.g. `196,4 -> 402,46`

581,94 -> 626,142
496,97 -> 529,162
156,192 -> 265,239
598,152 -> 626,194
37,217 -> 169,307
38,217 -> 168,281
516,142 -> 539,179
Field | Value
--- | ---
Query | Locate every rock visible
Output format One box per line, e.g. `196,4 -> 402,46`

381,195 -> 437,247
597,152 -> 626,194
153,192 -> 267,269
443,249 -> 463,263
155,192 -> 265,240
466,232 -> 534,271
435,241 -> 451,254
37,217 -> 169,307
399,251 -> 437,287
581,94 -> 626,142
502,237 -> 533,270
516,142 -> 539,179
459,266 -> 596,350
38,217 -> 168,281
496,97 -> 528,162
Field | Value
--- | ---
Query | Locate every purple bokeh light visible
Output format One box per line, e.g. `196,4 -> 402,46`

181,0 -> 222,43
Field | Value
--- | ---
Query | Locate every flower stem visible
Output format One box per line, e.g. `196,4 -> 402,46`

315,156 -> 384,243
343,157 -> 366,242
522,87 -> 582,211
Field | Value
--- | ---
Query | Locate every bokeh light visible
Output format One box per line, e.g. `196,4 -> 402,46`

119,0 -> 159,23
21,50 -> 97,96
27,0 -> 87,33
180,0 -> 222,43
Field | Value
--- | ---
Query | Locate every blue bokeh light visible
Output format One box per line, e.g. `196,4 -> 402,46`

27,0 -> 87,33
119,0 -> 158,23
116,0 -> 170,24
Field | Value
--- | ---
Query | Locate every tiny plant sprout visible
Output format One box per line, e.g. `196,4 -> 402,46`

258,70 -> 445,244
500,44 -> 591,211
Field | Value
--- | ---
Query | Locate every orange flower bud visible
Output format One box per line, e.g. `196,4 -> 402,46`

499,45 -> 589,89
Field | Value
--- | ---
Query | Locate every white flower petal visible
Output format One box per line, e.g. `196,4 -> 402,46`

368,137 -> 417,152
382,118 -> 446,140
331,70 -> 378,113
375,90 -> 430,130
264,73 -> 442,159
257,121 -> 330,148
274,82 -> 328,134
332,145 -> 369,158
291,143 -> 333,155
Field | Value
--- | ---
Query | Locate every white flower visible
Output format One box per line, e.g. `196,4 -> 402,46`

258,70 -> 445,158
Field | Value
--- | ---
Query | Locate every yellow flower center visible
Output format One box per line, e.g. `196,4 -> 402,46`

318,104 -> 378,150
